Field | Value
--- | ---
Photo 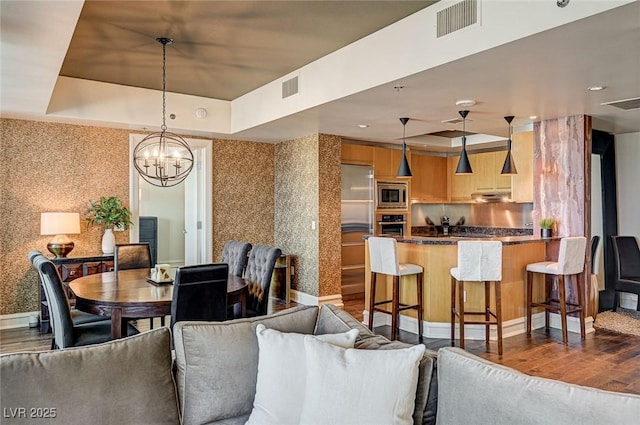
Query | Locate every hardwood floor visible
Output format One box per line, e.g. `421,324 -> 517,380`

3,296 -> 640,396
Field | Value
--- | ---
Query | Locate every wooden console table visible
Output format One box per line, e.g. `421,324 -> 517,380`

39,254 -> 114,333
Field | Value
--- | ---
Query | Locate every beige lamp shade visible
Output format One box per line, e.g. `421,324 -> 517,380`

40,212 -> 80,258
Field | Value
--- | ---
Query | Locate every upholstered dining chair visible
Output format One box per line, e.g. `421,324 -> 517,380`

221,240 -> 252,277
170,263 -> 229,329
28,250 -> 109,348
612,236 -> 640,311
114,243 -> 162,328
240,245 -> 282,318
33,255 -> 138,349
114,243 -> 152,271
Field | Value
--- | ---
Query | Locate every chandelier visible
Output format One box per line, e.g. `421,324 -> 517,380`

133,37 -> 194,187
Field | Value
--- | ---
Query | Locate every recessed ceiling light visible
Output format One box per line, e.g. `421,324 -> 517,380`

455,99 -> 477,107
529,115 -> 538,120
357,124 -> 369,128
587,86 -> 606,91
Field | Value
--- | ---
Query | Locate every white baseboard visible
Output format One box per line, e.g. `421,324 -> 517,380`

0,311 -> 40,330
362,311 -> 594,340
289,290 -> 343,309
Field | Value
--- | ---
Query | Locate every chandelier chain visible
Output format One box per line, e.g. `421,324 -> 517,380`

161,40 -> 167,132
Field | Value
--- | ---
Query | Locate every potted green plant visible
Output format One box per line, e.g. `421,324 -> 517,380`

85,196 -> 133,254
539,218 -> 554,238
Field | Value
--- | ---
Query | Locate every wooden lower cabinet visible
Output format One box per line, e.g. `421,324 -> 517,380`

40,255 -> 114,333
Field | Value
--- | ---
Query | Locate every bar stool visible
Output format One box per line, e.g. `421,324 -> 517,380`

450,241 -> 503,355
526,236 -> 587,344
367,237 -> 423,341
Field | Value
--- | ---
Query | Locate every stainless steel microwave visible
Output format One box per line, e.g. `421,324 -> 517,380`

376,181 -> 408,210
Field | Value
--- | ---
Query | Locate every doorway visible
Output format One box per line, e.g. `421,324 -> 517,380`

129,134 -> 213,266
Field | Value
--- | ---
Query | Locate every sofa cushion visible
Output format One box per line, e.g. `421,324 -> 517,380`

315,303 -> 438,425
173,305 -> 319,425
300,337 -> 426,425
436,347 -> 640,425
246,324 -> 358,425
0,328 -> 179,425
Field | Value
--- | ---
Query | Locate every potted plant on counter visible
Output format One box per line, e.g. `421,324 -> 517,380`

539,218 -> 554,238
85,196 -> 133,254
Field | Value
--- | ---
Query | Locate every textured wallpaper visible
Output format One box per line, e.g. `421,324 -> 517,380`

317,134 -> 342,298
212,138 -> 275,260
275,135 -> 320,296
0,119 -> 131,315
274,134 -> 342,299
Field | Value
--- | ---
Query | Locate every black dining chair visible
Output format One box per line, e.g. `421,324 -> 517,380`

612,236 -> 640,311
221,240 -> 252,277
242,245 -> 282,318
170,263 -> 229,329
28,250 -> 109,348
114,243 -> 163,328
33,255 -> 139,349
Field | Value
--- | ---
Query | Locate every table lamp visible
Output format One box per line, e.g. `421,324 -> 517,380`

40,212 -> 81,258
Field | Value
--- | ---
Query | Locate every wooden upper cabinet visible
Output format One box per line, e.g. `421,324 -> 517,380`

472,151 -> 512,192
510,131 -> 534,203
342,144 -> 374,165
373,147 -> 406,179
447,155 -> 475,202
410,154 -> 448,203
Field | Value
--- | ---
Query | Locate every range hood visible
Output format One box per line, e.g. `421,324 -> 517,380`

470,192 -> 513,203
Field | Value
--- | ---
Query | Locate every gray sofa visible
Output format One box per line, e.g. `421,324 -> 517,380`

2,304 -> 639,425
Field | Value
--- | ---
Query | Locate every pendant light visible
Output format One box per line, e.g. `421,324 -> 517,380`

396,117 -> 413,178
501,115 -> 518,175
133,37 -> 194,187
455,110 -> 472,174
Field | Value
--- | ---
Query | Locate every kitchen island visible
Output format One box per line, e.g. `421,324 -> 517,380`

364,235 -> 592,340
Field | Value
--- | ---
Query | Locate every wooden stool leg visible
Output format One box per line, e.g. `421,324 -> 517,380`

576,273 -> 586,340
458,279 -> 465,349
368,272 -> 377,331
149,318 -> 154,329
558,275 -> 568,344
417,273 -> 423,342
451,276 -> 457,344
484,280 -> 491,345
391,276 -> 400,340
526,271 -> 533,336
496,280 -> 503,356
545,276 -> 551,331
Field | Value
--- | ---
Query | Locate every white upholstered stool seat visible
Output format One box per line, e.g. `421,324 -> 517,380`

526,236 -> 587,344
367,237 -> 424,341
398,263 -> 424,276
450,241 -> 504,355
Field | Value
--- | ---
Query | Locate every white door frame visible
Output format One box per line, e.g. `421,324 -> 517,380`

128,134 -> 213,264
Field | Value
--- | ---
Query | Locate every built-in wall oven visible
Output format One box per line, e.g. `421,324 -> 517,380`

377,214 -> 406,236
376,181 -> 408,210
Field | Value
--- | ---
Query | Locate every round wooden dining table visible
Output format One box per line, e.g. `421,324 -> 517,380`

69,268 -> 248,340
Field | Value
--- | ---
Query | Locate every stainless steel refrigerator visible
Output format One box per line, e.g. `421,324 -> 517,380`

341,164 -> 374,299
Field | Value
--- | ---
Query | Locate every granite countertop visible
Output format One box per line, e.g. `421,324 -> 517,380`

396,235 -> 556,246
365,234 -> 558,246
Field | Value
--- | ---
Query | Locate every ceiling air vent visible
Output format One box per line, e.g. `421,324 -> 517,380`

437,0 -> 478,38
600,97 -> 640,111
282,76 -> 299,99
442,117 -> 473,125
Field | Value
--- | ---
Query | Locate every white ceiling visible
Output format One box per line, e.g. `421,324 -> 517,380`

1,0 -> 639,152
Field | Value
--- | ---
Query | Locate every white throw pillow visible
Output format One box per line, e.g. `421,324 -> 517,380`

299,337 -> 425,425
245,324 -> 359,425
